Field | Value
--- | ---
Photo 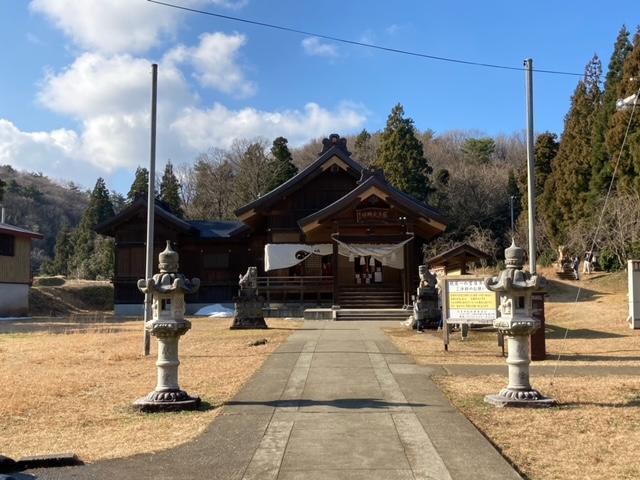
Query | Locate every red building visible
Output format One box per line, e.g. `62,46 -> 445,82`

96,134 -> 447,315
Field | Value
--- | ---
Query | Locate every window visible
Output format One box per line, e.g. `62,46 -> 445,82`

0,234 -> 15,256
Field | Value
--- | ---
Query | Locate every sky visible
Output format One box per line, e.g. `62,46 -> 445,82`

0,0 -> 637,194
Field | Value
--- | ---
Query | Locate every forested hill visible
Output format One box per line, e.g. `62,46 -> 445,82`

0,164 -> 89,268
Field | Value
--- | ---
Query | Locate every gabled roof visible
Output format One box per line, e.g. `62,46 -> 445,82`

235,137 -> 363,218
189,220 -> 249,238
297,173 -> 447,232
427,243 -> 490,267
95,198 -> 249,240
0,223 -> 44,240
95,197 -> 193,236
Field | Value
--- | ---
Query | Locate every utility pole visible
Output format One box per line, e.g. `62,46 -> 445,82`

143,63 -> 158,356
509,195 -> 516,232
524,58 -> 536,274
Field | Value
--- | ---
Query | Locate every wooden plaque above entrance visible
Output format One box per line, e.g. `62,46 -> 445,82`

355,207 -> 390,223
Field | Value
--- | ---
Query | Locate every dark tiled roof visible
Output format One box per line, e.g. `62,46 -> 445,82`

234,144 -> 363,216
95,198 -> 194,236
0,223 -> 44,239
188,220 -> 249,238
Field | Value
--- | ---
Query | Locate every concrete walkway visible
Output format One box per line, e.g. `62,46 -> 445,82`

28,321 -> 521,480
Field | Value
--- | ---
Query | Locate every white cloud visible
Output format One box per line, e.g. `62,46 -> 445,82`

165,32 -> 256,98
0,119 -> 97,185
30,0 -> 250,54
30,0 -> 183,54
301,37 -> 339,58
38,52 -> 195,119
171,102 -> 367,151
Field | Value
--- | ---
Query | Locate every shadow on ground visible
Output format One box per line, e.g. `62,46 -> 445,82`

225,398 -> 426,409
546,324 -> 627,340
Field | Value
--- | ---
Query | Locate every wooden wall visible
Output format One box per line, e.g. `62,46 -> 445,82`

0,236 -> 32,284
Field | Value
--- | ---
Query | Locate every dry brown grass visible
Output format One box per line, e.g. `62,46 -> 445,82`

0,317 -> 300,462
385,268 -> 640,366
435,375 -> 640,480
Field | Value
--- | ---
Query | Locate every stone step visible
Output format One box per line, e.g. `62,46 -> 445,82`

335,308 -> 412,321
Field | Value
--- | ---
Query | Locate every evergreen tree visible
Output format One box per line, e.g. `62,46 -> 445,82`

0,175 -> 5,203
159,161 -> 183,217
461,138 -> 496,164
264,137 -> 298,193
127,166 -> 149,202
375,103 -> 433,201
534,132 -> 559,197
591,26 -> 633,196
540,56 -> 602,240
353,129 -> 376,166
606,27 -> 640,192
50,223 -> 74,276
70,178 -> 115,279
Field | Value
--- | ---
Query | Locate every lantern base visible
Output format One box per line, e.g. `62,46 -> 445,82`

133,389 -> 201,412
484,388 -> 556,408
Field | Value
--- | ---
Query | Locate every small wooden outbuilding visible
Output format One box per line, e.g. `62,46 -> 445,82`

0,222 -> 43,318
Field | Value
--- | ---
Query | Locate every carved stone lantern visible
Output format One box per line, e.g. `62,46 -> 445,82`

484,241 -> 555,408
134,241 -> 201,412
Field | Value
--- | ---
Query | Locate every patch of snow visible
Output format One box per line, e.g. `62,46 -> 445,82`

193,304 -> 235,318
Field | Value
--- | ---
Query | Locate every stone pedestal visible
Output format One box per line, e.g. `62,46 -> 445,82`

484,318 -> 555,408
231,297 -> 267,329
231,267 -> 267,329
134,241 -> 201,412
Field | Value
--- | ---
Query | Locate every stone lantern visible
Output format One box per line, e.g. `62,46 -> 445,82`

134,241 -> 201,412
483,240 -> 555,408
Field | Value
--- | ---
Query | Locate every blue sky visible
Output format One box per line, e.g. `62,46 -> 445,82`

0,1 -> 637,193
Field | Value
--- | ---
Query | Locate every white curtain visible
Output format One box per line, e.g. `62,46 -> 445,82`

264,238 -> 412,271
264,244 -> 332,271
334,237 -> 413,270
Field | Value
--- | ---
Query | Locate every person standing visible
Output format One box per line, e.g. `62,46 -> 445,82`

572,256 -> 580,280
583,251 -> 593,274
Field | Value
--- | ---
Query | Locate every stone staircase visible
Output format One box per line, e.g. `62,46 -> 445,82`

335,308 -> 412,322
555,264 -> 576,280
338,285 -> 404,309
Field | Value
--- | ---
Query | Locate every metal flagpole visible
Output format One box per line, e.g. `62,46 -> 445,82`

524,58 -> 537,274
143,63 -> 158,356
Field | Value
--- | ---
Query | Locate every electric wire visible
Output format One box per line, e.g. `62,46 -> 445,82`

147,0 -> 586,78
548,85 -> 640,388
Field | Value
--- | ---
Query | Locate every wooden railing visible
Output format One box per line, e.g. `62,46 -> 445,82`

257,276 -> 334,303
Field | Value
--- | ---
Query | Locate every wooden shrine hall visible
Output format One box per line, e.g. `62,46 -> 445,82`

97,134 -> 448,315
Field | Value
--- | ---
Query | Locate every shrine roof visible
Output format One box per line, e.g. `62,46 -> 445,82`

297,172 -> 447,231
234,135 -> 363,218
427,243 -> 490,267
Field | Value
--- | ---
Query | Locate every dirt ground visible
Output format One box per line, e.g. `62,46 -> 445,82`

386,267 -> 640,480
0,317 -> 300,462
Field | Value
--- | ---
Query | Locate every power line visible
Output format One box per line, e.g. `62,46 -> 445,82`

148,0 -> 585,78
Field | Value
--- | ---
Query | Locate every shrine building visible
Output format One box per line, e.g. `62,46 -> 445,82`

96,134 -> 448,315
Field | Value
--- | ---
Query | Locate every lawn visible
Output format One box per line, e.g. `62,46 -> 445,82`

384,268 -> 640,480
0,317 -> 300,462
436,375 -> 640,480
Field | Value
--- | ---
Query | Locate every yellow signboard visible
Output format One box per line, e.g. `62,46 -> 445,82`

446,278 -> 497,322
449,291 -> 496,310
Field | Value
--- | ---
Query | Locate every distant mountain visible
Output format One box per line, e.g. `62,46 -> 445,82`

0,165 -> 89,270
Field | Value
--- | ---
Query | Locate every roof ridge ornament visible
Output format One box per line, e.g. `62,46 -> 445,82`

320,133 -> 351,156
